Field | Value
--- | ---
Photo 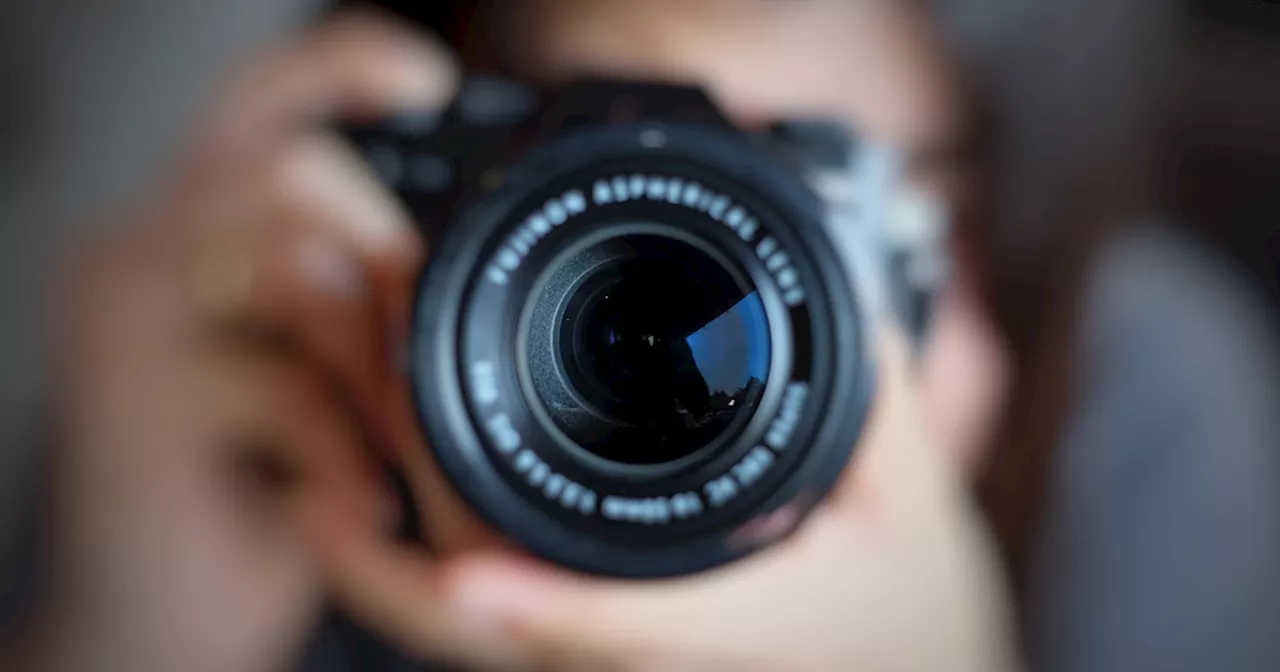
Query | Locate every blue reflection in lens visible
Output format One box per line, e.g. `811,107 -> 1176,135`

683,291 -> 770,397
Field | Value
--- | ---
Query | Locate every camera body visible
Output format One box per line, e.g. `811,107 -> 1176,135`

343,77 -> 940,578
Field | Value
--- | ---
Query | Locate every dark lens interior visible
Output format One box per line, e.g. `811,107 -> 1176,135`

550,235 -> 769,466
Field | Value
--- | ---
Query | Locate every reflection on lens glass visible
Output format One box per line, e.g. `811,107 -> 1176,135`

555,235 -> 770,466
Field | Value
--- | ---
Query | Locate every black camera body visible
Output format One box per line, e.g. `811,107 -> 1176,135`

343,78 -> 934,578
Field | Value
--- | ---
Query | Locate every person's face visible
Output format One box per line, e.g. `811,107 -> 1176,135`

511,0 -> 960,160
508,0 -> 1011,472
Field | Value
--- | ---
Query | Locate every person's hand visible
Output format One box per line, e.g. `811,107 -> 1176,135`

17,13 -> 470,672
307,328 -> 1020,672
17,6 -> 1021,671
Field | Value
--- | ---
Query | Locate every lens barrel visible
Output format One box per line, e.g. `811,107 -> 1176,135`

410,123 -> 874,577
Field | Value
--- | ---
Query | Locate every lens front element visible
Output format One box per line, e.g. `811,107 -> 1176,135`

554,234 -> 770,466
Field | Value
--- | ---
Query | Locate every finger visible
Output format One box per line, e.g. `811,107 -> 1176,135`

54,335 -> 394,672
386,388 -> 511,553
433,527 -> 842,669
187,214 -> 394,455
191,340 -> 396,531
178,132 -> 427,450
193,8 -> 459,166
254,132 -> 425,338
61,323 -> 397,557
204,138 -> 507,553
194,342 -> 399,658
63,192 -> 396,437
444,555 -> 724,662
299,508 -> 539,671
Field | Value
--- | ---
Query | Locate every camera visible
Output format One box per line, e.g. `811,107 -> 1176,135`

342,77 -> 942,578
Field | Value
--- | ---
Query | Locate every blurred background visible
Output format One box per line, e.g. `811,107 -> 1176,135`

0,0 -> 324,594
0,0 -> 1278,668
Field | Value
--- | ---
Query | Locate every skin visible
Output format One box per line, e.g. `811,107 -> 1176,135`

9,5 -> 1016,672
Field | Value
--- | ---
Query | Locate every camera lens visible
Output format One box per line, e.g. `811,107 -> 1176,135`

551,234 -> 770,467
395,121 -> 876,578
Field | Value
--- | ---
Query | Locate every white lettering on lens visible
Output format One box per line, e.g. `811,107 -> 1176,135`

600,493 -> 705,525
513,449 -> 537,472
508,449 -> 598,515
765,250 -> 790,272
560,481 -> 583,509
629,174 -> 647,200
602,497 -> 620,519
665,177 -> 684,203
723,206 -> 758,243
528,212 -> 551,235
682,182 -> 703,207
543,204 -> 565,228
603,496 -> 696,525
528,461 -> 550,487
510,227 -> 536,255
563,189 -> 587,216
731,446 -> 775,489
671,492 -> 704,518
485,414 -> 520,454
543,473 -> 566,499
486,266 -> 509,285
708,195 -> 730,221
704,444 -> 785,508
498,248 -> 520,271
697,189 -> 714,212
486,180 -> 804,308
593,180 -> 613,205
557,479 -> 597,515
757,236 -> 806,307
646,176 -> 666,200
766,383 -> 809,450
470,361 -> 499,405
579,490 -> 597,515
757,236 -> 778,259
778,268 -> 799,290
704,475 -> 739,508
487,189 -> 591,286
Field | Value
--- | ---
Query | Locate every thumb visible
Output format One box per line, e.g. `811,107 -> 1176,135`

192,8 -> 459,166
438,546 -> 808,667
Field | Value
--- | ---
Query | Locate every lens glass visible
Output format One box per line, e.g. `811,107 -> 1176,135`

552,235 -> 769,466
